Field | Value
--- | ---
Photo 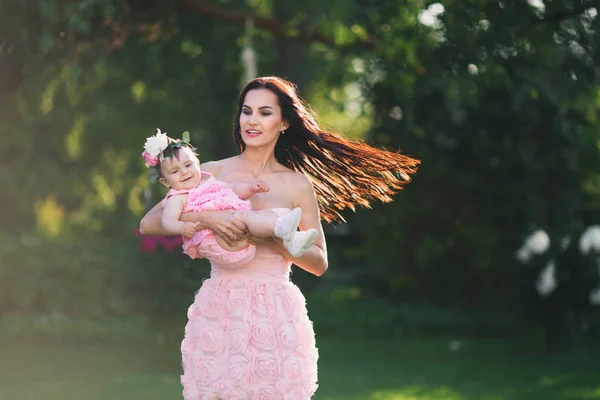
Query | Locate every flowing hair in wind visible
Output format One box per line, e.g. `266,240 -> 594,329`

233,76 -> 420,223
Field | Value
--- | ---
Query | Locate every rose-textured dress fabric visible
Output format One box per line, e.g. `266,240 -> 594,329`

179,210 -> 319,399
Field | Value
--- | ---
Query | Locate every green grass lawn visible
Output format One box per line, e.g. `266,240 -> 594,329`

1,335 -> 598,400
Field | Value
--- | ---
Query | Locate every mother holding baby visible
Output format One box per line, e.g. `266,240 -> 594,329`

140,76 -> 419,399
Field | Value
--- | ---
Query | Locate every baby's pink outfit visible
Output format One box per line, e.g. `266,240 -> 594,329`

162,171 -> 255,268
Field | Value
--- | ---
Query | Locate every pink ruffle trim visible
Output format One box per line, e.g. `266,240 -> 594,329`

183,181 -> 251,213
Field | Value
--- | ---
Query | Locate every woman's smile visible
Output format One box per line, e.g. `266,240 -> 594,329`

244,128 -> 262,137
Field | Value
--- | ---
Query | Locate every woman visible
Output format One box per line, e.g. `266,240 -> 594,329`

140,76 -> 419,399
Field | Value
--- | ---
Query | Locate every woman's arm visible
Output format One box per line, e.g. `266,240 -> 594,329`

139,201 -> 169,235
140,203 -> 248,244
291,176 -> 328,276
258,175 -> 328,276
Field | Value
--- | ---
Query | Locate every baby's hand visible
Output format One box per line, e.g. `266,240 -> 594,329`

251,180 -> 270,194
181,222 -> 200,239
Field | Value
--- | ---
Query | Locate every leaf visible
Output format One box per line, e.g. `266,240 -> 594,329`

182,131 -> 190,143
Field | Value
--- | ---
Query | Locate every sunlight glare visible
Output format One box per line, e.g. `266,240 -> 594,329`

65,115 -> 87,160
35,196 -> 65,238
370,386 -> 464,400
131,81 -> 147,103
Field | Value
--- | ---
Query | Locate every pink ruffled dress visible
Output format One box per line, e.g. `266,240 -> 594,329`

163,171 -> 256,268
180,209 -> 319,399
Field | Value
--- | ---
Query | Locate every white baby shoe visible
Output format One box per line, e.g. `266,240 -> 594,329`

274,207 -> 302,242
285,229 -> 319,258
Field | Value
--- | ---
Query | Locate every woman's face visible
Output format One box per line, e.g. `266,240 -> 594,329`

239,88 -> 289,148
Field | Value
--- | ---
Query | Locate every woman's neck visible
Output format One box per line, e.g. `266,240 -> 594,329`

237,147 -> 279,178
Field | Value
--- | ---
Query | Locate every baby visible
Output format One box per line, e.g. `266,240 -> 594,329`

142,130 -> 318,268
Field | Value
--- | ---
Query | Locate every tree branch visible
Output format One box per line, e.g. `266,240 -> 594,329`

178,0 -> 376,49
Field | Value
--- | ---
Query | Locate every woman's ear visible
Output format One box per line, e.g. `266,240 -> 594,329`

282,121 -> 290,131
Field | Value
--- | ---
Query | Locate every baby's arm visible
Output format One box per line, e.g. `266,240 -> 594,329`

162,194 -> 200,238
230,180 -> 270,200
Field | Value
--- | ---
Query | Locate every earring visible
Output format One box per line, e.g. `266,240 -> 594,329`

281,130 -> 285,135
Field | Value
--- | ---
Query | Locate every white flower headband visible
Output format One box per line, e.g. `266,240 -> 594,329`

141,129 -> 191,182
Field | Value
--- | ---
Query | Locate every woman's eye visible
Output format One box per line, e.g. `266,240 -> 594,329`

242,110 -> 251,115
261,112 -> 271,116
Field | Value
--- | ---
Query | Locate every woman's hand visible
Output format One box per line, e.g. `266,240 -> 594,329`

204,210 -> 248,246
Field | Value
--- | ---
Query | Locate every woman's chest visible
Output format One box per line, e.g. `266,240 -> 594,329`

219,172 -> 293,210
247,190 -> 290,211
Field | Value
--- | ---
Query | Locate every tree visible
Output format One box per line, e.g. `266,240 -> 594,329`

2,0 -> 600,339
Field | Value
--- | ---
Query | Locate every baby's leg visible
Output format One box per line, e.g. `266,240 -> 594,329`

232,209 -> 279,238
233,207 -> 302,241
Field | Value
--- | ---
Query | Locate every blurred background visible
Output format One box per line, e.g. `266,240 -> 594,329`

2,0 -> 600,399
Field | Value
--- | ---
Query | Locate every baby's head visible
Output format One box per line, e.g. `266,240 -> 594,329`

142,129 -> 201,190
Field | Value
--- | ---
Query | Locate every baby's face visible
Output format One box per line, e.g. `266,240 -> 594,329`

159,147 -> 201,190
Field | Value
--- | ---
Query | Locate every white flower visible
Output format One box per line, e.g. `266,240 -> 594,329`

389,106 -> 403,120
515,247 -> 531,263
516,229 -> 550,263
143,129 -> 169,158
526,230 -> 550,254
589,287 -> 600,306
560,236 -> 571,250
527,0 -> 545,11
579,225 -> 600,255
535,261 -> 557,296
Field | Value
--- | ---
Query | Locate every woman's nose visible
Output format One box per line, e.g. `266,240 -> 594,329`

248,113 -> 258,125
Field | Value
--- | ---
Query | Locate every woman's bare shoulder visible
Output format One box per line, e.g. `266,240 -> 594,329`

200,156 -> 238,175
281,169 -> 314,192
279,170 -> 318,210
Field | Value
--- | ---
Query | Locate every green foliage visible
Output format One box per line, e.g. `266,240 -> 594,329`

0,312 -> 151,340
514,228 -> 600,350
0,227 -> 209,328
343,0 -> 600,314
124,244 -> 211,317
0,232 -> 123,316
308,292 -> 517,339
2,0 -> 600,342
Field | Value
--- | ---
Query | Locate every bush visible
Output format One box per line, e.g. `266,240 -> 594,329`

306,286 -> 518,339
0,228 -> 208,326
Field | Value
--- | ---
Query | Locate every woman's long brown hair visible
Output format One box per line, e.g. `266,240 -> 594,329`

233,76 -> 420,223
